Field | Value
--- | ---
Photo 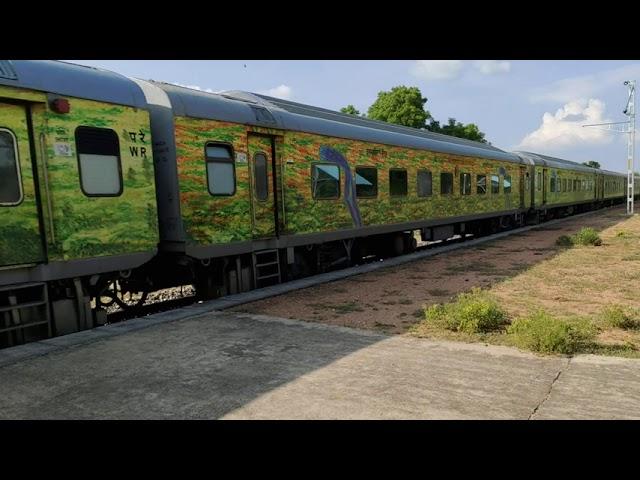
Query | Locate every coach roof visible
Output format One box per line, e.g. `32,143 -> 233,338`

514,151 -> 603,174
150,81 -> 524,165
0,60 -> 147,108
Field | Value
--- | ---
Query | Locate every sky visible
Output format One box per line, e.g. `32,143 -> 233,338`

68,60 -> 640,173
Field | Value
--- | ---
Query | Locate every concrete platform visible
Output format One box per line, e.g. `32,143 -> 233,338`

1,310 -> 638,419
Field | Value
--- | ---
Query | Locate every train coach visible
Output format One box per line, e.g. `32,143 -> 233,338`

0,60 -> 159,346
136,80 -> 632,301
0,59 -> 636,348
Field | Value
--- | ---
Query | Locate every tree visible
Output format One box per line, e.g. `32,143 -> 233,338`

367,86 -> 432,129
340,105 -> 361,116
583,160 -> 601,169
428,117 -> 488,144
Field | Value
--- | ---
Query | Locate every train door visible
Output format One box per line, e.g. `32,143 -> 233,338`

519,166 -> 526,208
0,103 -> 45,266
248,133 -> 282,239
542,168 -> 548,205
598,174 -> 604,200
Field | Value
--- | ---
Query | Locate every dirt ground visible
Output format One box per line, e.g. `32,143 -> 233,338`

231,207 -> 631,340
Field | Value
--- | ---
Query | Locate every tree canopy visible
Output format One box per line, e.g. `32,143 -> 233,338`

364,85 -> 487,143
428,118 -> 487,143
582,161 -> 601,169
340,105 -> 361,116
367,86 -> 432,129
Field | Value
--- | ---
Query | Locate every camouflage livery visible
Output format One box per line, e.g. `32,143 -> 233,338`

174,117 -> 528,248
174,116 -> 252,244
0,84 -> 158,266
0,101 -> 44,266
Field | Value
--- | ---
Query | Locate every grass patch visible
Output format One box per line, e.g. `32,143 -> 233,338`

573,227 -> 602,246
600,305 -> 640,330
423,288 -> 508,334
556,227 -> 603,247
507,311 -> 596,354
556,235 -> 574,247
427,289 -> 450,297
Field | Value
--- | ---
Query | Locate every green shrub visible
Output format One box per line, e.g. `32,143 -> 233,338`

556,235 -> 574,247
573,227 -> 602,246
424,288 -> 508,334
601,305 -> 640,330
507,311 -> 596,354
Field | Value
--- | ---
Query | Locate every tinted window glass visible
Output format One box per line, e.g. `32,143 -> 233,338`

0,130 -> 22,204
355,167 -> 377,198
254,152 -> 268,200
417,170 -> 432,197
76,126 -> 122,196
312,164 -> 340,199
491,174 -> 500,194
389,169 -> 408,196
477,174 -> 487,195
460,173 -> 471,195
205,143 -> 235,196
504,174 -> 512,194
441,172 -> 453,195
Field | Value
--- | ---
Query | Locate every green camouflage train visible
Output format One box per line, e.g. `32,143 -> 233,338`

0,60 -> 636,346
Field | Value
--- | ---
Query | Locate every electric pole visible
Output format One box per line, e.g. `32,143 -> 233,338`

583,80 -> 636,215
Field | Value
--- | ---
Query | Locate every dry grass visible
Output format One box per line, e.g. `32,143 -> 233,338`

412,211 -> 640,357
489,213 -> 640,356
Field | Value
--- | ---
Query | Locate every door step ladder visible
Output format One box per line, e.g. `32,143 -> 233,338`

252,249 -> 281,288
0,282 -> 51,348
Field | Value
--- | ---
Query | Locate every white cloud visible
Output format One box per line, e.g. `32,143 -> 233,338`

530,63 -> 640,103
517,98 -> 614,150
473,60 -> 511,75
169,82 -> 219,93
410,60 -> 464,81
260,84 -> 293,100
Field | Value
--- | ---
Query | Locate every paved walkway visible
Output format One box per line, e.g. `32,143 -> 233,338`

0,311 -> 638,419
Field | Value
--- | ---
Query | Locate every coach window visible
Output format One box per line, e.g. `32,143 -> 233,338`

550,173 -> 556,193
460,172 -> 471,196
417,170 -> 432,197
312,163 -> 340,199
205,143 -> 236,196
525,173 -> 530,191
0,129 -> 23,205
477,174 -> 487,195
440,172 -> 453,195
390,169 -> 408,196
253,152 -> 268,200
537,172 -> 542,191
76,126 -> 123,197
491,174 -> 500,194
503,174 -> 512,194
355,166 -> 377,198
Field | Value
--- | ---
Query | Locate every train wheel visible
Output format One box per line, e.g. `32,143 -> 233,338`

100,280 -> 148,311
